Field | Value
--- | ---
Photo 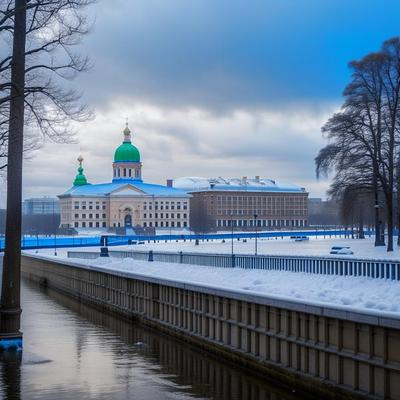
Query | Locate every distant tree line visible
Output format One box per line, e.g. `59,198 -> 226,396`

316,37 -> 400,251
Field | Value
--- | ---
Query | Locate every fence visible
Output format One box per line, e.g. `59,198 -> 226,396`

67,249 -> 400,281
0,228 -> 359,251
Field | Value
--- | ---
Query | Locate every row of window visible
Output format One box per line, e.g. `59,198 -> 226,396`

144,201 -> 188,211
216,219 -> 307,228
74,213 -> 107,219
74,221 -> 106,228
143,213 -> 187,219
74,201 -> 106,210
216,209 -> 307,216
215,196 -> 306,203
111,221 -> 188,228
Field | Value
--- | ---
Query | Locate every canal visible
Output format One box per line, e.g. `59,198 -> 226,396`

0,280 -> 310,400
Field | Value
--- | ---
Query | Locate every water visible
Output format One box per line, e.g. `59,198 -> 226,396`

0,280 -> 310,400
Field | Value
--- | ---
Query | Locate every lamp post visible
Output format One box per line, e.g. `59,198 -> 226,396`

254,213 -> 258,256
230,212 -> 234,256
374,201 -> 385,246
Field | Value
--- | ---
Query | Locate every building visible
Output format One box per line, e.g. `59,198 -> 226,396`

23,197 -> 60,215
173,176 -> 308,232
58,124 -> 190,232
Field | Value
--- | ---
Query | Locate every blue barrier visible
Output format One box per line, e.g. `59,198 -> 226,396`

0,229 -> 372,252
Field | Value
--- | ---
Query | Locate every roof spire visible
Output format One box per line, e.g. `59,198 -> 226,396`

123,119 -> 131,143
73,155 -> 88,186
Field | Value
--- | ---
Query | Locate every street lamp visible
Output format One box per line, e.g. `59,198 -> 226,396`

230,212 -> 234,256
254,213 -> 258,256
374,201 -> 385,246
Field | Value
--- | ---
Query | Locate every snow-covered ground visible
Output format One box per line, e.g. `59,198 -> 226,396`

104,236 -> 400,261
26,247 -> 400,318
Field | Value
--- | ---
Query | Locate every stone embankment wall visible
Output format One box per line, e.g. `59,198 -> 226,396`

21,255 -> 400,400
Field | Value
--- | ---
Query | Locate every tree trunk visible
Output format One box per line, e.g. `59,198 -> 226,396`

386,193 -> 394,252
358,208 -> 365,239
373,165 -> 381,246
0,0 -> 27,342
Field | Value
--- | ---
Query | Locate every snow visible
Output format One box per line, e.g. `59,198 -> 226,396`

26,245 -> 400,319
105,236 -> 400,261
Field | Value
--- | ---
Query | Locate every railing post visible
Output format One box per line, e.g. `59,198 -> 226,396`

231,254 -> 235,268
179,251 -> 183,263
148,250 -> 153,262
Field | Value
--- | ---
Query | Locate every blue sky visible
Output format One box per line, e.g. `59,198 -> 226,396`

15,0 -> 400,201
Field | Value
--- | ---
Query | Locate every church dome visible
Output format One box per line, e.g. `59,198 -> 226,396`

113,124 -> 141,162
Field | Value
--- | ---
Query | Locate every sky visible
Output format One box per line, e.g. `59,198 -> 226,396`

8,0 -> 400,203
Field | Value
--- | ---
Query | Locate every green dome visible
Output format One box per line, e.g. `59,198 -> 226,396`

73,156 -> 89,186
114,142 -> 140,162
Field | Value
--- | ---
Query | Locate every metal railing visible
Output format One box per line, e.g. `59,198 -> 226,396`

67,249 -> 400,280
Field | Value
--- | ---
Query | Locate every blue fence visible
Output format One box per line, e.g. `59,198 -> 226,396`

0,229 -> 367,252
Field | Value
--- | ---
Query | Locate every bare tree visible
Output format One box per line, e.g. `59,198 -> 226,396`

0,0 -> 95,343
0,0 -> 95,169
317,37 -> 400,252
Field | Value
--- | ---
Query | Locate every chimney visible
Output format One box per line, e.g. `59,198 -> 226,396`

255,175 -> 260,182
241,176 -> 247,185
166,179 -> 173,187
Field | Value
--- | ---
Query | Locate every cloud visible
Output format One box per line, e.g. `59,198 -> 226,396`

14,99 -> 335,205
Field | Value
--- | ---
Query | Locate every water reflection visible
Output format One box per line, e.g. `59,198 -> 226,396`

0,351 -> 21,400
0,280 -> 310,400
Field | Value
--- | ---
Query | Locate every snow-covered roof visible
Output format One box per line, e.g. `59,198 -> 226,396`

59,181 -> 190,198
173,176 -> 306,193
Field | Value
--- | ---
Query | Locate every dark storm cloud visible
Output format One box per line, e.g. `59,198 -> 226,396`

76,0 -> 400,111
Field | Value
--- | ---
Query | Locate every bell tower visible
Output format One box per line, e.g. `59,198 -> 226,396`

112,123 -> 142,182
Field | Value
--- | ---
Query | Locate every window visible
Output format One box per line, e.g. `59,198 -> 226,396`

89,222 -> 93,227
82,214 -> 86,219
102,213 -> 106,218
102,222 -> 106,227
96,214 -> 99,219
144,222 -> 147,227
89,214 -> 93,219
74,202 -> 79,210
74,214 -> 79,218
123,168 -> 126,177
177,221 -> 181,227
183,222 -> 187,227
183,213 -> 187,218
171,213 -> 174,219
171,221 -> 175,227
177,213 -> 180,219
166,213 -> 169,218
96,222 -> 100,227
82,222 -> 86,227
144,213 -> 147,218
74,222 -> 79,228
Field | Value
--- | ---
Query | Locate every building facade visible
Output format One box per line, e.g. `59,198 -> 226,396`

59,125 -> 190,231
173,177 -> 308,231
23,197 -> 60,215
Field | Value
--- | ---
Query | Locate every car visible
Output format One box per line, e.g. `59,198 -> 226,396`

330,246 -> 353,255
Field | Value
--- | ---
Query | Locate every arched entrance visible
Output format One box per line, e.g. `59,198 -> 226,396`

124,214 -> 132,227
